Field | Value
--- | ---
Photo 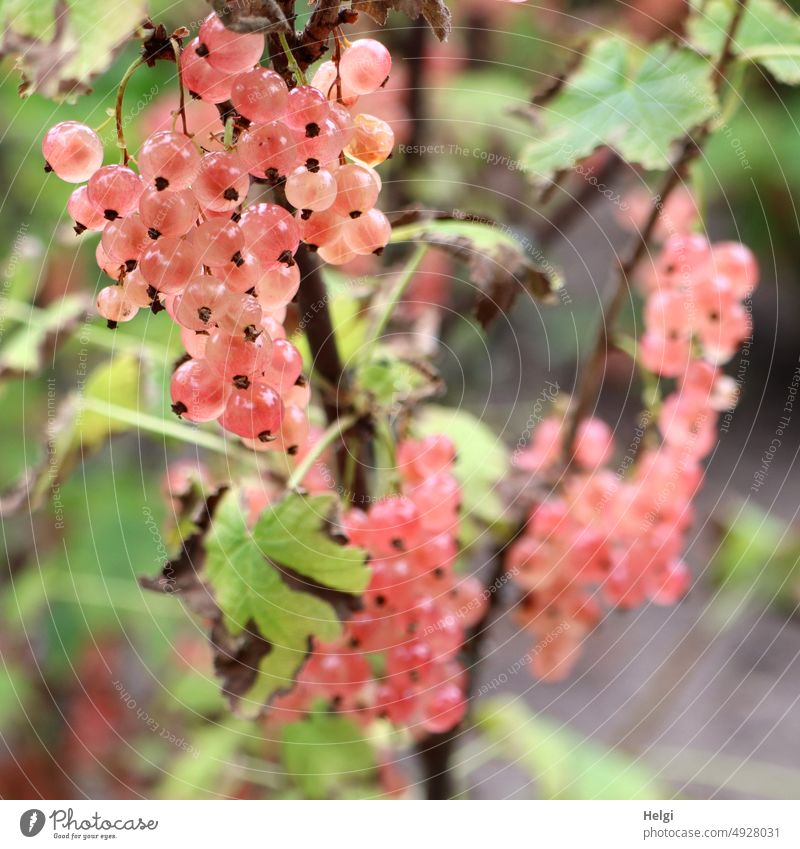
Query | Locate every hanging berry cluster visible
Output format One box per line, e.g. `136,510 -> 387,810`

509,229 -> 758,681
266,435 -> 488,735
42,12 -> 397,451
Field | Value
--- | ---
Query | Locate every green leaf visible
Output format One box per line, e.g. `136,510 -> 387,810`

0,0 -> 147,100
688,0 -> 800,84
391,214 -> 562,328
355,354 -> 433,409
204,492 -> 367,704
0,353 -> 148,515
77,353 -> 148,444
282,712 -> 376,799
206,492 -> 345,638
253,493 -> 370,595
473,698 -> 666,799
518,37 -> 718,181
0,295 -> 88,378
711,502 -> 800,611
416,405 -> 511,535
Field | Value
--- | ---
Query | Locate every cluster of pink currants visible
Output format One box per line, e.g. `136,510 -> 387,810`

41,12 -> 399,451
639,234 -> 757,375
181,13 -> 395,263
509,235 -> 758,681
268,435 -> 487,735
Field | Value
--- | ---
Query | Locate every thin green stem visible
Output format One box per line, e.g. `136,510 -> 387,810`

116,55 -> 146,163
359,245 -> 428,365
80,397 -> 259,464
278,32 -> 307,85
223,116 -> 235,149
92,112 -> 115,134
0,298 -> 177,360
286,412 -> 358,490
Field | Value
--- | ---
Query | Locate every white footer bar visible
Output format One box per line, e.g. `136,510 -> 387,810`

1,800 -> 797,847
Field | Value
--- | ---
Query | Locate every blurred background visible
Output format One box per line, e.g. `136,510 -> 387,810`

1,0 -> 799,799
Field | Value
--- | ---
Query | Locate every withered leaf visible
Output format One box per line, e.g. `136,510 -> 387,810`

390,210 -> 562,330
353,0 -> 452,41
210,0 -> 291,33
1,0 -> 147,101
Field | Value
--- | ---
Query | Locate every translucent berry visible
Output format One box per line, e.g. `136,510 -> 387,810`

255,262 -> 300,309
230,67 -> 289,123
96,285 -> 137,323
345,113 -> 394,166
139,186 -> 199,238
181,38 -> 234,103
339,39 -> 392,96
170,358 -> 228,422
239,203 -> 299,267
67,185 -> 106,232
344,208 -> 391,255
285,166 -> 337,213
219,381 -> 283,441
333,163 -> 380,218
193,151 -> 249,212
198,13 -> 265,74
139,236 -> 199,293
87,165 -> 143,220
42,121 -> 103,183
192,217 -> 245,267
238,122 -> 297,180
138,131 -> 201,191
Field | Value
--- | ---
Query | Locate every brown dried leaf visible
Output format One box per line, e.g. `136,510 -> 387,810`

210,0 -> 291,33
353,0 -> 452,40
390,210 -> 562,330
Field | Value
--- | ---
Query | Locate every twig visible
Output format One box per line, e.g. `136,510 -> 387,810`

170,37 -> 189,136
561,0 -> 750,463
296,249 -> 370,503
415,548 -> 512,799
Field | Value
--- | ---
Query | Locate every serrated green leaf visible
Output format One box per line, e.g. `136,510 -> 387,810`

205,492 -> 368,703
282,712 -> 376,799
474,698 -> 666,799
519,38 -> 718,181
688,0 -> 800,84
0,0 -> 147,100
206,492 -> 345,638
253,493 -> 370,594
